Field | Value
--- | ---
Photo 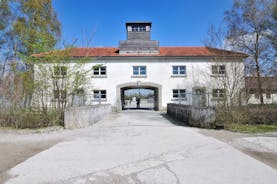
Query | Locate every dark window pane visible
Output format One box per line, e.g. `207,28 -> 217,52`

140,69 -> 146,75
173,90 -> 178,98
94,70 -> 100,75
61,66 -> 67,76
61,90 -> 67,99
76,89 -> 84,95
212,66 -> 217,74
101,90 -> 106,99
133,66 -> 138,70
173,70 -> 178,75
54,66 -> 60,76
212,65 -> 225,75
173,94 -> 178,98
172,66 -> 178,74
180,66 -> 186,74
100,67 -> 106,75
53,90 -> 59,99
212,89 -> 225,98
133,66 -> 139,75
94,91 -> 99,99
212,89 -> 218,97
140,66 -> 146,72
180,93 -> 186,98
180,89 -> 186,98
180,66 -> 185,70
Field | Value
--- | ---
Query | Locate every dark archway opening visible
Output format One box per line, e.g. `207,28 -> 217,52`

121,87 -> 158,110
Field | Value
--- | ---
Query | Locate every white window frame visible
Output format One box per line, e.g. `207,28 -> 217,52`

132,66 -> 147,77
132,25 -> 146,32
53,66 -> 67,77
53,89 -> 67,100
266,92 -> 271,99
172,89 -> 187,101
93,90 -> 107,101
212,65 -> 226,75
93,66 -> 106,77
212,89 -> 225,99
172,65 -> 186,76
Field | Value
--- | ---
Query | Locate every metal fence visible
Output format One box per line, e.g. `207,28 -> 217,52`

70,94 -> 104,107
171,92 -> 223,108
70,93 -> 224,108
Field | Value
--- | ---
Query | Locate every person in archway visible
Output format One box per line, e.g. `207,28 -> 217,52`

136,98 -> 140,109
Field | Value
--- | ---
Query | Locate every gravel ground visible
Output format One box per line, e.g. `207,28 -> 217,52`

199,129 -> 277,169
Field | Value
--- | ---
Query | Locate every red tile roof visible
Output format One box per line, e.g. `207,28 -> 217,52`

245,77 -> 277,91
32,47 -> 248,58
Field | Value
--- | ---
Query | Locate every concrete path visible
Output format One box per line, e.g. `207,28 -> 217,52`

4,111 -> 277,184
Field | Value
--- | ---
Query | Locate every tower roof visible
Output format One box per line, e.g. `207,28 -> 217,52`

126,22 -> 152,27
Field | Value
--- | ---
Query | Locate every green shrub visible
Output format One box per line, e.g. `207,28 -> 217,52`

248,108 -> 277,125
0,109 -> 62,129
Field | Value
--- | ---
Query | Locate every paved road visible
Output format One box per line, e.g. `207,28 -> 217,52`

4,111 -> 277,184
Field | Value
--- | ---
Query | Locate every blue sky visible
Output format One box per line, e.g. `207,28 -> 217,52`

53,0 -> 233,47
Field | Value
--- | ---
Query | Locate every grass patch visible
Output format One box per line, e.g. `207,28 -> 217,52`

226,124 -> 277,133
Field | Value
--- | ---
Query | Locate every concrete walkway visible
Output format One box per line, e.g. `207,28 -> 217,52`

3,111 -> 277,184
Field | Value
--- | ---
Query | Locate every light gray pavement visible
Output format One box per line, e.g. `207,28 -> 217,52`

3,110 -> 277,184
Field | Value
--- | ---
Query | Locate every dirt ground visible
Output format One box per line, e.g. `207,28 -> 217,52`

0,140 -> 59,183
199,129 -> 277,169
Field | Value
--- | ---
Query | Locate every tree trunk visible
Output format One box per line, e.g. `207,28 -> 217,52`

254,33 -> 264,105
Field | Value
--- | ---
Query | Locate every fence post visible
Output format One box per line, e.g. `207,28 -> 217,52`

208,93 -> 210,107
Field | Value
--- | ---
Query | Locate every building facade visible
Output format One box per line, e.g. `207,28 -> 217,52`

34,22 -> 247,111
246,77 -> 277,104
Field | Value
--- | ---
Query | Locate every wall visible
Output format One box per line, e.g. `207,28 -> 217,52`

34,57 -> 245,110
84,57 -> 245,110
167,103 -> 216,128
248,93 -> 277,104
64,104 -> 112,129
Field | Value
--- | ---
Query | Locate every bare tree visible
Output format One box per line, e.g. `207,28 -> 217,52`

224,0 -> 275,105
204,24 -> 248,123
32,48 -> 94,121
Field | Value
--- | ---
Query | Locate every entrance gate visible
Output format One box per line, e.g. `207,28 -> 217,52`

121,88 -> 155,110
116,82 -> 162,111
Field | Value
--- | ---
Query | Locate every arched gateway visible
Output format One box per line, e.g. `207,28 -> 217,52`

116,82 -> 162,111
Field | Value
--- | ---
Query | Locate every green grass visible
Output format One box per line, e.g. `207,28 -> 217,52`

226,124 -> 277,133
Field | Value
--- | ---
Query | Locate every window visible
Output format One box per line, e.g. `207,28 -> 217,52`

93,90 -> 106,100
93,66 -> 106,76
212,65 -> 226,75
53,89 -> 66,100
132,25 -> 146,32
74,88 -> 85,95
266,92 -> 271,99
172,66 -> 186,75
172,89 -> 186,99
53,66 -> 67,77
72,88 -> 85,106
133,66 -> 146,76
212,89 -> 225,99
249,88 -> 255,94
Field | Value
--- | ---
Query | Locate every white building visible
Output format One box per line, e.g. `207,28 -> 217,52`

246,77 -> 277,104
34,22 -> 247,111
